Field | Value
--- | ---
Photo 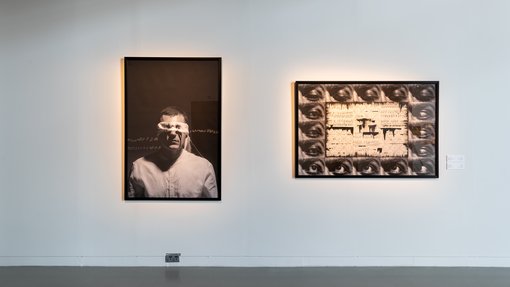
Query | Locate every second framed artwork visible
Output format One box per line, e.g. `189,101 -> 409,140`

124,57 -> 221,200
295,81 -> 438,178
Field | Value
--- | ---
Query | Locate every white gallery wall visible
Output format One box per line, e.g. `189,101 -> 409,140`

1,0 -> 510,266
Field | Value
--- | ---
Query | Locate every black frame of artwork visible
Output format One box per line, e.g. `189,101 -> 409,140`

294,81 -> 439,178
124,57 -> 221,200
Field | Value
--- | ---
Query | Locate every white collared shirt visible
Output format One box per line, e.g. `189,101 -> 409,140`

129,150 -> 218,198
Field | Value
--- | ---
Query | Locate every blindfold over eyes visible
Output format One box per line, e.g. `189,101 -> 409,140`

157,122 -> 189,134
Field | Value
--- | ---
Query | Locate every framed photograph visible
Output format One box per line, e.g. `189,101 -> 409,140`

124,57 -> 221,200
295,81 -> 438,178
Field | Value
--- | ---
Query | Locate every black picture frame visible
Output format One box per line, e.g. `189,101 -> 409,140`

295,81 -> 438,178
124,57 -> 221,200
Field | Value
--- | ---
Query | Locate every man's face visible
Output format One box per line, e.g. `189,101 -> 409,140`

158,114 -> 188,151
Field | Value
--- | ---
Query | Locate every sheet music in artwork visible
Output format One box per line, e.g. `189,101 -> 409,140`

326,103 -> 408,157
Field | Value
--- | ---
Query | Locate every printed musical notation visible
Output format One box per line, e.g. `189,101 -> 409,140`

326,103 -> 408,157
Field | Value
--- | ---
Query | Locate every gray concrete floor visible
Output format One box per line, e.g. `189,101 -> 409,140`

1,267 -> 510,287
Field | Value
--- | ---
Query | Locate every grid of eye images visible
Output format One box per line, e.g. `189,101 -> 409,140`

296,82 -> 438,177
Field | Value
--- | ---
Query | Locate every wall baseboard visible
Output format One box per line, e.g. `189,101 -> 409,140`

2,256 -> 510,267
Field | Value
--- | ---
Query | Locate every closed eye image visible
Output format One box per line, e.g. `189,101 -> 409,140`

381,85 -> 409,103
298,84 -> 326,102
355,85 -> 381,102
327,84 -> 354,103
298,121 -> 325,140
299,103 -> 325,121
409,84 -> 435,102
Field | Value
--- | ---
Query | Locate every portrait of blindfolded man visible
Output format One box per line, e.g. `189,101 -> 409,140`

128,106 -> 218,198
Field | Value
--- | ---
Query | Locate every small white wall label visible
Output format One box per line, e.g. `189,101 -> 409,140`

446,154 -> 465,170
